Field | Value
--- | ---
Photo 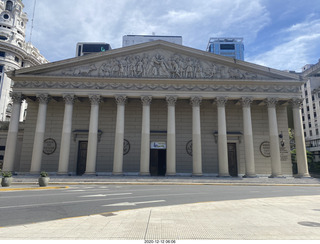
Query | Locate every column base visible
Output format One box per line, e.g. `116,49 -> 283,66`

295,173 -> 311,178
112,172 -> 124,176
243,174 -> 257,178
192,173 -> 203,177
139,172 -> 150,176
268,175 -> 286,178
165,173 -> 176,176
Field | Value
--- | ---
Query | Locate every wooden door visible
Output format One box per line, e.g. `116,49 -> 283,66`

227,143 -> 238,177
77,141 -> 88,175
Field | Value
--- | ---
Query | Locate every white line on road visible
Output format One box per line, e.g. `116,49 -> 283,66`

80,193 -> 132,197
103,200 -> 166,206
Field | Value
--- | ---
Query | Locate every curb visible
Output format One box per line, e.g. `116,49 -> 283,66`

0,186 -> 69,191
4,181 -> 320,188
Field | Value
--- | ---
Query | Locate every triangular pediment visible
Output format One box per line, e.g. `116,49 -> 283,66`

10,40 -> 300,81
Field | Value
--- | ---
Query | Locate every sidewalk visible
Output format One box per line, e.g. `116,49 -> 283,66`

0,195 -> 320,240
7,174 -> 320,186
1,175 -> 320,240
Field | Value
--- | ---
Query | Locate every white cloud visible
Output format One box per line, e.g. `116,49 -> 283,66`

24,0 -> 320,71
247,16 -> 320,71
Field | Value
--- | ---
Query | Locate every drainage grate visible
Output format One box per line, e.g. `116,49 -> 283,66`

298,221 -> 320,227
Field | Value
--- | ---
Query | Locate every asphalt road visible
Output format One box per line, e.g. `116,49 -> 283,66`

1,184 -> 320,227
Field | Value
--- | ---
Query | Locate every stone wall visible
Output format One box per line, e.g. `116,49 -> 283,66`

18,98 -> 293,175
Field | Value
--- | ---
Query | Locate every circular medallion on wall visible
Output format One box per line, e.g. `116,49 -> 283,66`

186,140 -> 192,156
123,139 -> 130,155
43,138 -> 57,155
259,141 -> 271,157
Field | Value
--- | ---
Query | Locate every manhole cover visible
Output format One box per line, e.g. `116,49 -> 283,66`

100,213 -> 116,218
298,221 -> 320,227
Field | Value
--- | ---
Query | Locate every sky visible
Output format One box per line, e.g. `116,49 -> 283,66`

23,0 -> 320,72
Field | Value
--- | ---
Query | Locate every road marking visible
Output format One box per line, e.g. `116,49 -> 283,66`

103,200 -> 166,206
68,190 -> 86,192
80,193 -> 132,197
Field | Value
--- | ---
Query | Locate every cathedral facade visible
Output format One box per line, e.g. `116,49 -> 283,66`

2,41 -> 310,177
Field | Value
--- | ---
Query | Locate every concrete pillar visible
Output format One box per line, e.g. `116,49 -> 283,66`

241,97 -> 256,177
190,96 -> 202,176
166,95 -> 177,176
30,94 -> 50,174
58,94 -> 75,174
216,97 -> 230,177
291,98 -> 310,177
113,95 -> 127,175
266,98 -> 282,177
2,92 -> 23,172
140,95 -> 152,175
85,94 -> 101,174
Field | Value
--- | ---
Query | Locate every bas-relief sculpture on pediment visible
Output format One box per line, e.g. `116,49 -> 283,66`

49,49 -> 272,80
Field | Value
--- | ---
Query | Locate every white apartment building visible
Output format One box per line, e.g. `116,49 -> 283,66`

123,34 -> 182,47
0,0 -> 47,121
301,61 -> 320,158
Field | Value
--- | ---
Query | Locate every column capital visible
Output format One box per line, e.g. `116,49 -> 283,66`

36,93 -> 51,104
216,97 -> 228,107
241,97 -> 253,107
89,94 -> 101,105
10,92 -> 24,104
115,95 -> 127,105
166,95 -> 177,106
63,94 -> 76,104
266,97 -> 278,108
141,95 -> 152,106
291,98 -> 303,109
190,96 -> 202,106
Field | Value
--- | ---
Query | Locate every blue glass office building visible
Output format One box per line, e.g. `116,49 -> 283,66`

207,38 -> 244,61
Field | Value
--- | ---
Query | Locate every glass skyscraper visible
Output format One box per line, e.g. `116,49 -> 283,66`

207,37 -> 244,61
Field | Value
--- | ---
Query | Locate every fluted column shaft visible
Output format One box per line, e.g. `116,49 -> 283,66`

242,97 -> 256,177
190,96 -> 202,176
140,96 -> 152,175
166,96 -> 177,176
85,94 -> 101,174
266,98 -> 282,177
113,95 -> 127,175
292,98 -> 310,177
2,92 -> 23,172
30,94 -> 50,173
216,97 -> 229,177
58,94 -> 75,174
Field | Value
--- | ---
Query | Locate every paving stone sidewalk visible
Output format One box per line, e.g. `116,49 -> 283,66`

0,195 -> 320,240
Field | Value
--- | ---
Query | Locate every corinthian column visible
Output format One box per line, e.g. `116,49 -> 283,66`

166,95 -> 177,176
58,94 -> 75,174
216,97 -> 229,177
2,92 -> 23,172
30,94 -> 50,174
113,95 -> 127,175
85,94 -> 101,174
266,98 -> 282,177
140,95 -> 152,175
291,98 -> 310,177
190,96 -> 202,176
241,97 -> 256,177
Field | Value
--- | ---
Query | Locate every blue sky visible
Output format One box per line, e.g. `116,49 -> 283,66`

23,0 -> 320,72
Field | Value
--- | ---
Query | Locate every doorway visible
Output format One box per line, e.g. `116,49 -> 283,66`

150,149 -> 166,176
227,143 -> 238,177
77,141 -> 88,175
